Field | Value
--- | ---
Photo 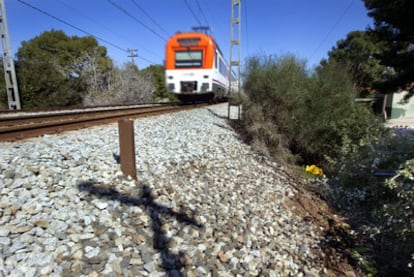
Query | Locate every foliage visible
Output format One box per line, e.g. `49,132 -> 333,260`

141,65 -> 177,102
323,31 -> 388,89
83,62 -> 154,106
378,159 -> 414,271
15,29 -> 112,108
331,129 -> 414,275
363,0 -> 414,91
75,46 -> 114,100
241,55 -> 307,163
241,54 -> 380,168
324,6 -> 414,272
114,63 -> 154,104
7,29 -> 164,108
322,1 -> 414,92
238,93 -> 295,163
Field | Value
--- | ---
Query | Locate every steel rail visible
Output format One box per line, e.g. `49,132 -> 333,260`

0,103 -> 209,142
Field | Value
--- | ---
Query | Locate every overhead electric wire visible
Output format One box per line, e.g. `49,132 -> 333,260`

55,0 -> 114,35
130,52 -> 156,65
54,0 -> 162,61
107,0 -> 167,42
195,0 -> 211,31
183,0 -> 203,28
309,0 -> 355,60
17,0 -> 127,53
18,0 -> 158,65
55,0 -> 134,46
129,0 -> 170,38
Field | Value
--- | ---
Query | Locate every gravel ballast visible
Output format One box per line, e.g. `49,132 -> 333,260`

0,103 -> 327,276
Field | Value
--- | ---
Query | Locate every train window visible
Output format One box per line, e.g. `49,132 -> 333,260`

175,50 -> 203,68
219,58 -> 228,77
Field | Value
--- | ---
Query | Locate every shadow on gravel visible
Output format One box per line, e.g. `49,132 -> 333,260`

206,108 -> 228,120
206,108 -> 245,136
78,181 -> 203,277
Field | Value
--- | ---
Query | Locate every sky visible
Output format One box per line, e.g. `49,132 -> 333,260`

4,0 -> 373,71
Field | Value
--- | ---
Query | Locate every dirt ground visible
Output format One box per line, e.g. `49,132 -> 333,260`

288,182 -> 362,277
287,119 -> 414,277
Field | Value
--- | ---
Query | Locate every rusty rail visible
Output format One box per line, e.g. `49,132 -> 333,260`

0,103 -> 209,142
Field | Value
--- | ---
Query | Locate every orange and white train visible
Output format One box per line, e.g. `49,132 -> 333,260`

165,32 -> 234,102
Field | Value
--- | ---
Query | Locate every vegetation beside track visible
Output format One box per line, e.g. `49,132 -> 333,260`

0,30 -> 175,110
237,54 -> 414,276
235,1 -> 414,274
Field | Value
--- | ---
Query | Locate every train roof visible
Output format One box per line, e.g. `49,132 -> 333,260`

167,32 -> 224,56
168,31 -> 215,41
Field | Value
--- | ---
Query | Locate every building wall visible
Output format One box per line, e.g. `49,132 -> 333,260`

390,90 -> 414,119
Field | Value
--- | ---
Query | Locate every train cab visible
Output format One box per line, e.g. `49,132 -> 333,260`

165,32 -> 230,101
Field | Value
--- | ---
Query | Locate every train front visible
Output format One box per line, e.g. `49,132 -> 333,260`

165,32 -> 216,101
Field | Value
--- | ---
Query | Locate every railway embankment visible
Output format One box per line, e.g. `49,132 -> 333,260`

0,103 -> 355,276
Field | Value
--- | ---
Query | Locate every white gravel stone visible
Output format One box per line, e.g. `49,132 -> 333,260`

0,103 -> 327,276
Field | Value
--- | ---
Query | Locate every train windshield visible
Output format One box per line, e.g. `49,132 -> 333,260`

175,50 -> 202,68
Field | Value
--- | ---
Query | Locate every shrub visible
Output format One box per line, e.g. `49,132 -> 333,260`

241,54 -> 380,169
331,130 -> 414,275
240,53 -> 414,274
378,159 -> 414,273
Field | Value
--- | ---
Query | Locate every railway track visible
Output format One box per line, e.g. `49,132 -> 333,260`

0,103 -> 209,142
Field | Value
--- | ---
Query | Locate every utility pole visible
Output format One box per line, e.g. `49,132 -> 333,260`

127,48 -> 138,64
0,0 -> 21,110
228,0 -> 241,119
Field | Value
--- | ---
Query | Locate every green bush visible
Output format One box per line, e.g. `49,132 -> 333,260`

242,52 -> 414,276
240,53 -> 414,274
241,54 -> 380,169
378,159 -> 414,272
332,130 -> 414,275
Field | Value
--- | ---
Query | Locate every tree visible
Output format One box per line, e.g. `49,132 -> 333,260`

141,65 -> 176,101
16,29 -> 112,108
117,62 -> 153,103
323,31 -> 388,90
363,0 -> 414,91
83,62 -> 154,106
77,47 -> 114,106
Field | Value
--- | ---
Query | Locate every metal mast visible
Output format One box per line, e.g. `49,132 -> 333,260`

0,0 -> 21,110
228,0 -> 241,119
127,48 -> 138,64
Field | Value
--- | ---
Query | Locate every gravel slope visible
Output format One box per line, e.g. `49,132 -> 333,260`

0,103 -> 327,276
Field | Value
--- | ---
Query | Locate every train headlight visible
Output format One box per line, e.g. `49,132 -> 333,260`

167,83 -> 175,92
201,83 -> 209,92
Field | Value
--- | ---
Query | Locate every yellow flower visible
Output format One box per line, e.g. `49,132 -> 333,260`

306,164 -> 323,177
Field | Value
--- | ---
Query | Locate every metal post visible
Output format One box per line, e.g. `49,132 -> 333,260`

127,48 -> 138,64
118,119 -> 137,180
0,0 -> 21,110
228,0 -> 241,119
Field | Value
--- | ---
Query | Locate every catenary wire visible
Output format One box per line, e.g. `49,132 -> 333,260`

107,0 -> 167,42
17,0 -> 158,65
309,0 -> 355,61
129,0 -> 170,38
54,0 -> 162,61
183,0 -> 203,28
17,0 -> 127,53
195,0 -> 211,31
